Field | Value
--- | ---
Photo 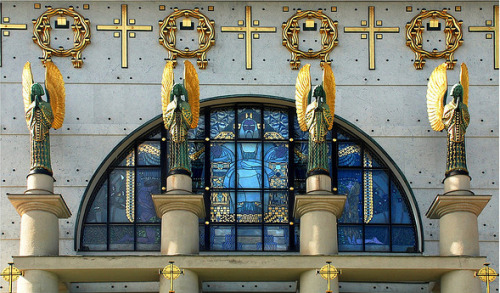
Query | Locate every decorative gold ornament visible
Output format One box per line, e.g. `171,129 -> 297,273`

1,263 -> 23,293
161,261 -> 184,293
317,261 -> 340,293
469,5 -> 499,69
282,10 -> 338,69
0,6 -> 28,67
475,263 -> 498,293
344,6 -> 399,70
406,9 -> 463,70
159,8 -> 215,69
32,6 -> 91,68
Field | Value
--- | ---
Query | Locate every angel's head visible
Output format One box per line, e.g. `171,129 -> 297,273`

312,85 -> 326,104
450,83 -> 463,103
30,83 -> 45,102
171,84 -> 188,102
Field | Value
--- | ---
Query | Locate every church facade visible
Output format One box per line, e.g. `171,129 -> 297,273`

0,0 -> 498,292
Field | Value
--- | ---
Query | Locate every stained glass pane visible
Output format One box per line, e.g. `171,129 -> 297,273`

136,225 -> 161,250
118,149 -> 135,166
293,116 -> 308,140
210,108 -> 235,139
109,225 -> 134,250
338,142 -> 361,167
189,142 -> 205,189
338,225 -> 363,251
365,226 -> 390,252
210,192 -> 235,222
294,225 -> 300,250
238,107 -> 261,139
188,113 -> 205,139
137,141 -> 161,166
136,168 -> 161,223
82,225 -> 107,251
237,143 -> 262,188
365,170 -> 390,224
337,129 -> 353,140
210,225 -> 235,250
391,181 -> 412,224
293,142 -> 308,192
109,169 -> 135,223
264,226 -> 288,251
199,225 -> 206,251
264,108 -> 289,140
264,192 -> 288,223
237,192 -> 262,223
338,170 -> 363,223
237,226 -> 262,251
364,150 -> 382,168
264,143 -> 289,188
392,226 -> 416,252
210,142 -> 235,188
86,180 -> 107,223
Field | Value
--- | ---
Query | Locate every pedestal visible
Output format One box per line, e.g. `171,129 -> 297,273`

440,270 -> 481,293
16,270 -> 59,293
159,269 -> 199,293
299,269 -> 339,293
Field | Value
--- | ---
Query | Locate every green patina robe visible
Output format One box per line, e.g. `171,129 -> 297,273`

26,98 -> 54,175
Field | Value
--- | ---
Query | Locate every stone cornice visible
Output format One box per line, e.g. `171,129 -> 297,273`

8,194 -> 72,218
426,195 -> 492,219
152,194 -> 205,218
294,193 -> 347,218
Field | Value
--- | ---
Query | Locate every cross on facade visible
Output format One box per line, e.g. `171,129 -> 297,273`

221,6 -> 276,69
96,4 -> 153,68
0,4 -> 27,67
469,5 -> 499,69
344,6 -> 399,70
1,263 -> 22,293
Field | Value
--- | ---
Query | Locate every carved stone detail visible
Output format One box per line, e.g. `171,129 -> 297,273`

8,194 -> 72,218
426,195 -> 491,219
294,194 -> 347,218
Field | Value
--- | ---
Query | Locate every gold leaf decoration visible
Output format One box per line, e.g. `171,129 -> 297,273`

183,60 -> 200,129
295,64 -> 311,132
45,61 -> 65,129
426,63 -> 448,132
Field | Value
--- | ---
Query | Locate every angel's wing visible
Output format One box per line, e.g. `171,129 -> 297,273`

184,60 -> 199,129
426,63 -> 448,132
460,63 -> 469,106
322,63 -> 336,130
295,64 -> 311,132
45,61 -> 65,129
161,62 -> 174,122
22,62 -> 34,127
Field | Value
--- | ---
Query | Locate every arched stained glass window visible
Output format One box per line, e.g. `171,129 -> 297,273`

77,98 -> 422,253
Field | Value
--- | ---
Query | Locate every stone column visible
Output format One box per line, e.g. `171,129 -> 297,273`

294,175 -> 346,293
152,174 -> 205,293
8,173 -> 71,293
426,175 -> 491,293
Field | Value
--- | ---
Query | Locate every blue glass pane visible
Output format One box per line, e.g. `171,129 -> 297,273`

118,149 -> 134,166
264,226 -> 289,251
366,170 -> 390,224
264,108 -> 289,139
392,226 -> 416,252
211,192 -> 235,222
363,150 -> 382,168
337,129 -> 353,140
365,226 -> 390,252
199,225 -> 206,251
237,192 -> 262,223
136,225 -> 161,250
137,141 -> 161,166
338,170 -> 363,223
109,169 -> 135,223
237,143 -> 262,188
338,225 -> 363,251
237,226 -> 262,251
136,168 -> 161,223
109,225 -> 134,250
294,225 -> 300,250
391,181 -> 412,224
264,143 -> 289,188
338,142 -> 361,167
210,108 -> 235,139
238,107 -> 261,139
264,192 -> 288,223
189,142 -> 205,189
82,225 -> 107,251
210,142 -> 235,188
188,113 -> 205,139
147,127 -> 162,139
86,180 -> 107,223
210,225 -> 235,250
293,116 -> 308,140
293,142 -> 308,192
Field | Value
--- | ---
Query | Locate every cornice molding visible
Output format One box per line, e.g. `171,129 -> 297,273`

152,194 -> 205,218
294,194 -> 347,218
426,195 -> 492,219
8,194 -> 72,218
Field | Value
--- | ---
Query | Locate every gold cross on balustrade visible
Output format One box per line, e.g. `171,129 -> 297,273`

469,5 -> 499,69
97,4 -> 153,68
1,263 -> 23,293
0,3 -> 27,67
221,6 -> 276,70
344,6 -> 399,70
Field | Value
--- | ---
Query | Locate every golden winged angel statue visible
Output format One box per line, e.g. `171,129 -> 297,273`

161,60 -> 200,176
295,63 -> 335,176
426,63 -> 470,177
22,61 -> 65,176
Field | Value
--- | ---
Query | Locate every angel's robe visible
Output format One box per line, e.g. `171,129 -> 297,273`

305,100 -> 333,176
164,96 -> 193,175
26,97 -> 54,175
442,99 -> 470,176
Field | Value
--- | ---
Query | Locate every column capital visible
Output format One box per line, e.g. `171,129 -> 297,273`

152,194 -> 205,218
8,194 -> 71,218
426,195 -> 491,219
294,194 -> 347,218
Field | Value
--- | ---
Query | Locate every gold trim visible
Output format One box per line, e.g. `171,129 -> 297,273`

468,6 -> 499,69
0,14 -> 28,66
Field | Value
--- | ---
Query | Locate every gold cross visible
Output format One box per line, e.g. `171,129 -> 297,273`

221,6 -> 276,69
469,5 -> 499,69
344,6 -> 399,70
1,263 -> 23,293
96,4 -> 153,68
0,4 -> 27,67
